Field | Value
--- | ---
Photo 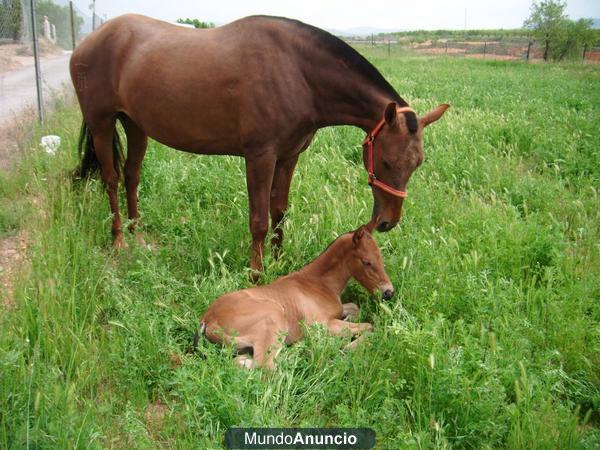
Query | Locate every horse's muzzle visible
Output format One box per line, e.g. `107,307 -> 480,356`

377,221 -> 398,232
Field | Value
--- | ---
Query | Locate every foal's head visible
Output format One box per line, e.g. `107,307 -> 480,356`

366,102 -> 449,232
346,224 -> 394,300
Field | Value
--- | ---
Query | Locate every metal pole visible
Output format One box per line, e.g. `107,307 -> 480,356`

582,44 -> 588,62
92,0 -> 96,30
387,40 -> 390,57
69,1 -> 76,50
483,41 -> 487,57
526,41 -> 532,62
29,0 -> 44,123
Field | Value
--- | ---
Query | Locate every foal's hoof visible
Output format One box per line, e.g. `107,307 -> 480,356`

134,232 -> 147,247
342,303 -> 360,321
235,355 -> 254,369
113,235 -> 128,250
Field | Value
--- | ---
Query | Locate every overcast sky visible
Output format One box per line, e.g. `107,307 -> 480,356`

91,0 -> 599,31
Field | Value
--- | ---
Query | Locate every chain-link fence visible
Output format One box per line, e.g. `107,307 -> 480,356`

0,0 -> 103,124
347,36 -> 599,63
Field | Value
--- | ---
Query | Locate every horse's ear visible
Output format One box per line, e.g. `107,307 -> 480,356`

384,102 -> 397,126
352,226 -> 366,246
420,104 -> 450,127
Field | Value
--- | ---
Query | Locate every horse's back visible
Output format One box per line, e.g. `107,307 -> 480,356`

70,14 -> 319,154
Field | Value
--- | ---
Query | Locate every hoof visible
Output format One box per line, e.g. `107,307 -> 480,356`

235,355 -> 254,369
342,303 -> 360,321
113,235 -> 128,250
134,232 -> 147,246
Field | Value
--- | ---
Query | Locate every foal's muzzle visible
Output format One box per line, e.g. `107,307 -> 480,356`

383,289 -> 394,300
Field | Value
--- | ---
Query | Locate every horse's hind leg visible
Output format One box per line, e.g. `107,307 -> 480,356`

270,154 -> 299,257
90,117 -> 124,248
270,133 -> 314,256
121,116 -> 148,244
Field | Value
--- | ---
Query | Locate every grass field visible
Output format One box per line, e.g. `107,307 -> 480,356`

0,51 -> 599,448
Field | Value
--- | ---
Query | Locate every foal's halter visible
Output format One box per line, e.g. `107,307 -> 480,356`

362,107 -> 416,198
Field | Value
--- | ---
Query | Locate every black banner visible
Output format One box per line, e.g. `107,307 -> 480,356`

224,428 -> 375,449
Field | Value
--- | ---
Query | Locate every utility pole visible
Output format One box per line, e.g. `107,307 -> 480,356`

30,0 -> 44,123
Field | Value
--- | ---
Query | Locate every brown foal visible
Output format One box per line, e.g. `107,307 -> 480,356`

198,223 -> 393,369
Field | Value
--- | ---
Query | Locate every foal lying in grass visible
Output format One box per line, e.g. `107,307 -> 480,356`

197,224 -> 393,369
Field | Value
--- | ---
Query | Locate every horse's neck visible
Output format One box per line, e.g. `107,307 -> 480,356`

297,239 -> 352,296
301,49 -> 395,131
312,81 -> 389,132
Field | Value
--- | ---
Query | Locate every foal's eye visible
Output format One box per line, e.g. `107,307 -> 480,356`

362,260 -> 371,267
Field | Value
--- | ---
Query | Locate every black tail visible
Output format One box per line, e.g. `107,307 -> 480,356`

75,119 -> 125,180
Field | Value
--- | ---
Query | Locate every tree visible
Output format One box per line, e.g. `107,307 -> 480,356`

176,18 -> 215,29
524,0 -> 569,61
36,0 -> 84,49
524,0 -> 596,61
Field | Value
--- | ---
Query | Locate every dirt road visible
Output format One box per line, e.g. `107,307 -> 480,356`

0,52 -> 72,124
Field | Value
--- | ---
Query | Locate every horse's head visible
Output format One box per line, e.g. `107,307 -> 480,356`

364,102 -> 449,232
348,223 -> 394,300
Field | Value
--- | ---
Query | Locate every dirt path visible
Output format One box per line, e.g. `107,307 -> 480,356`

0,47 -> 73,305
0,53 -> 72,123
0,231 -> 27,308
0,109 -> 37,308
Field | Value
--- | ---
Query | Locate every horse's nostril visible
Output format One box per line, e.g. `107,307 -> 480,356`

383,289 -> 394,300
377,221 -> 389,232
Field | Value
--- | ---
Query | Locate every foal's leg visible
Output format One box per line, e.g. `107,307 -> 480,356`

90,117 -> 124,248
245,155 -> 276,277
122,116 -> 148,244
252,331 -> 284,369
326,319 -> 373,350
270,155 -> 299,256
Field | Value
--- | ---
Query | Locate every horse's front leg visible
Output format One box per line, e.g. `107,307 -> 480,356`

246,155 -> 276,278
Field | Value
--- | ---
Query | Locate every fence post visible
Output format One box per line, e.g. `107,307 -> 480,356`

29,0 -> 44,123
91,0 -> 96,30
69,1 -> 76,50
483,41 -> 487,57
445,42 -> 448,54
387,40 -> 390,57
582,44 -> 588,62
526,41 -> 532,62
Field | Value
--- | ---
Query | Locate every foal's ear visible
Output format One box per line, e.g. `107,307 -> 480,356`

352,226 -> 366,246
420,104 -> 450,127
384,102 -> 398,126
365,219 -> 376,234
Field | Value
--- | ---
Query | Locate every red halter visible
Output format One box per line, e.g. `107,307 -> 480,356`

362,107 -> 415,198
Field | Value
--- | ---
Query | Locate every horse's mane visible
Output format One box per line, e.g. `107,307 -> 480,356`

250,16 -> 417,132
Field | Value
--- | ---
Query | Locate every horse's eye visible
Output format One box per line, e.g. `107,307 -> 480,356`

362,260 -> 371,267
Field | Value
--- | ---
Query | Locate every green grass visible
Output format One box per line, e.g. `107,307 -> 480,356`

0,54 -> 599,448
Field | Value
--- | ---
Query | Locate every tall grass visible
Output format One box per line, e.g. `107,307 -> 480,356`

0,55 -> 598,448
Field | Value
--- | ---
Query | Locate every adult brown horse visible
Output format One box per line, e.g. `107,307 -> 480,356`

70,14 -> 449,273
